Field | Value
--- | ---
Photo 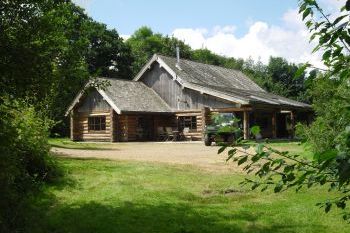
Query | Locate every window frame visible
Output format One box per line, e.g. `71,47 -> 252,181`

178,116 -> 197,131
88,116 -> 106,132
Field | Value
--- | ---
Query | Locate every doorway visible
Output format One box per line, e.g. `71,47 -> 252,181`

137,116 -> 154,141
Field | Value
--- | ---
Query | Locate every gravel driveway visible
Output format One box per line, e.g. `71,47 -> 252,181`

52,142 -> 243,172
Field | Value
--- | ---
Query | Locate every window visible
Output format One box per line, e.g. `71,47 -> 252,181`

178,116 -> 197,130
88,116 -> 106,131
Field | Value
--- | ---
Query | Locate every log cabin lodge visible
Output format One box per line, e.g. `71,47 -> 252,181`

66,53 -> 312,142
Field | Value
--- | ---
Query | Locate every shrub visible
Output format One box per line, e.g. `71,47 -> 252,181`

0,98 -> 59,232
296,77 -> 350,154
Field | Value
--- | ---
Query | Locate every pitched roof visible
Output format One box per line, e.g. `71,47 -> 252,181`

101,78 -> 171,113
158,55 -> 265,92
134,54 -> 311,109
66,78 -> 171,115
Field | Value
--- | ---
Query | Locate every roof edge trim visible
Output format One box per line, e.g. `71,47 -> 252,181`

65,81 -> 122,116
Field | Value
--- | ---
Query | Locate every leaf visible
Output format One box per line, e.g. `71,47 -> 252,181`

325,203 -> 332,213
226,149 -> 237,161
333,14 -> 348,25
218,145 -> 227,154
238,155 -> 248,165
250,125 -> 261,136
251,183 -> 260,190
255,143 -> 264,154
346,0 -> 350,11
294,63 -> 310,79
305,20 -> 313,29
274,183 -> 283,193
261,185 -> 268,192
322,50 -> 332,60
319,34 -> 331,44
303,8 -> 312,20
314,149 -> 337,162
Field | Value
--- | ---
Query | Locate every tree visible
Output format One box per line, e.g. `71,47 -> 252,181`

266,57 -> 307,101
0,0 -> 134,136
126,26 -> 192,75
86,21 -> 133,79
219,0 -> 350,220
191,48 -> 224,66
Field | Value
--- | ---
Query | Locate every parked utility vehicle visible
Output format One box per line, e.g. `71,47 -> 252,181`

204,113 -> 242,146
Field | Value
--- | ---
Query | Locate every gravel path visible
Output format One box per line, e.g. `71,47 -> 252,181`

51,142 -> 243,173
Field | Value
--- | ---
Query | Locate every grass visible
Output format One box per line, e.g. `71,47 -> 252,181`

245,139 -> 314,159
49,138 -> 115,150
24,154 -> 348,233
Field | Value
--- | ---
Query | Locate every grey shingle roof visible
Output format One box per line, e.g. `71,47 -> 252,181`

99,77 -> 171,113
158,55 -> 265,92
193,83 -> 311,108
157,55 -> 311,109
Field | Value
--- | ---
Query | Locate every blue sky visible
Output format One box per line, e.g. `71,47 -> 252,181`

78,0 -> 298,37
73,0 -> 343,66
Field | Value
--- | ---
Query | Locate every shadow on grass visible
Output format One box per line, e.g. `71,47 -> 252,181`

50,144 -> 117,150
24,198 -> 325,233
53,154 -> 118,162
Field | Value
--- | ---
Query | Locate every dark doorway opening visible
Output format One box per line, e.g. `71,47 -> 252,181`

277,113 -> 288,138
137,116 -> 154,141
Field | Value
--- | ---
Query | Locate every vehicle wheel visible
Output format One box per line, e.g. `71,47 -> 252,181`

204,134 -> 212,146
226,135 -> 234,144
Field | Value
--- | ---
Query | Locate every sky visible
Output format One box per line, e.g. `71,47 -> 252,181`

73,0 -> 345,66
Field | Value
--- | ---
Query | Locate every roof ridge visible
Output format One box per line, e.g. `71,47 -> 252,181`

157,54 -> 246,74
96,77 -> 136,82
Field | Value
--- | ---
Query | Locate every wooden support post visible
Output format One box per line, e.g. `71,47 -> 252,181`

123,115 -> 128,141
201,107 -> 210,140
272,112 -> 277,138
290,111 -> 295,139
110,108 -> 115,142
243,111 -> 250,140
70,111 -> 75,141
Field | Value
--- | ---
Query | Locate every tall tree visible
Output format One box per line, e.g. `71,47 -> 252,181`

126,26 -> 192,75
0,0 -> 133,135
266,57 -> 307,101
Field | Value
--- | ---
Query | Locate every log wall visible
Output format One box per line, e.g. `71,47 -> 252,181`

73,111 -> 112,141
175,110 -> 202,141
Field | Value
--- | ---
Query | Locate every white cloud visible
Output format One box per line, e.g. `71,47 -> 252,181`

172,9 -> 325,67
72,0 -> 93,10
120,34 -> 131,41
171,28 -> 208,49
320,0 -> 346,12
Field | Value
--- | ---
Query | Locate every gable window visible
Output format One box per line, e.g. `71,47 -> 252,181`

178,116 -> 197,130
88,116 -> 106,131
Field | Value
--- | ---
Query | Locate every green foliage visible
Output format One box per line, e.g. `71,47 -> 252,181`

250,126 -> 261,136
0,0 -> 133,136
219,0 -> 350,221
0,98 -> 60,232
210,113 -> 242,138
126,26 -> 192,76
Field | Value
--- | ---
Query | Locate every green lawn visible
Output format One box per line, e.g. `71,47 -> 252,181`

24,153 -> 348,233
49,138 -> 115,150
